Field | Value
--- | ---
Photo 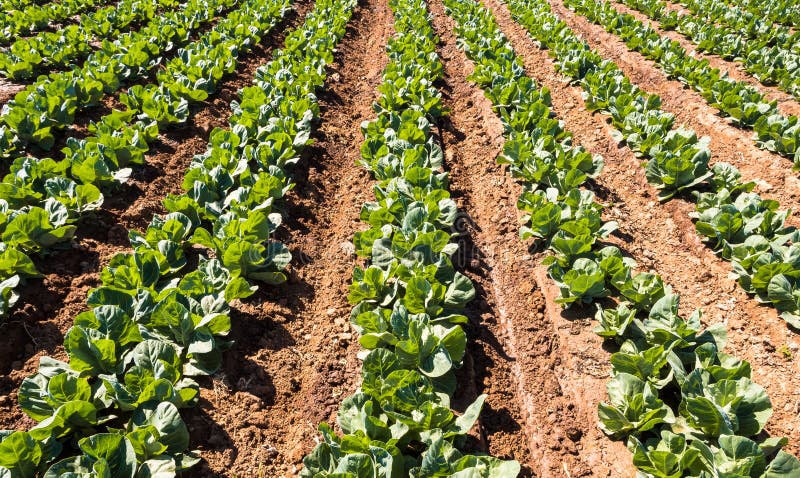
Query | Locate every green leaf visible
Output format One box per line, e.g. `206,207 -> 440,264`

0,432 -> 43,477
78,434 -> 137,478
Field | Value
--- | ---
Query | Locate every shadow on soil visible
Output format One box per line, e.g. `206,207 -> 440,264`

454,218 -> 535,477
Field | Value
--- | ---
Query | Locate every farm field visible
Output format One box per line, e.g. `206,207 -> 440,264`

0,0 -> 799,476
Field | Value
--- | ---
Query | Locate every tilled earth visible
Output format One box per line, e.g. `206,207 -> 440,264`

0,0 -> 798,476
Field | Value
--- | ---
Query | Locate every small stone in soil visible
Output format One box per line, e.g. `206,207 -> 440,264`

565,426 -> 583,442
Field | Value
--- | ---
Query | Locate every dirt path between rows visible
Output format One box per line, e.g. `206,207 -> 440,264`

540,0 -> 800,215
0,79 -> 24,104
610,0 -> 800,117
189,0 -> 393,474
430,1 -> 636,476
0,0 -> 314,432
485,0 -> 800,458
428,4 -> 538,476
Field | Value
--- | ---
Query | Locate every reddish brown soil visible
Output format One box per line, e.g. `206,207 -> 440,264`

544,0 -> 800,215
430,3 -> 547,475
0,79 -> 24,104
1,0 -> 799,475
486,0 -> 800,457
611,0 -> 800,118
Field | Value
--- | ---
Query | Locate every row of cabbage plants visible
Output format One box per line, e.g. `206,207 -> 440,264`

300,0 -> 520,475
0,0 -> 108,42
668,0 -> 798,52
445,0 -> 800,475
508,0 -> 800,329
718,0 -> 800,30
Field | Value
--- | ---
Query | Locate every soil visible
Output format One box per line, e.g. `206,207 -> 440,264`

0,0 -> 798,475
0,79 -> 24,104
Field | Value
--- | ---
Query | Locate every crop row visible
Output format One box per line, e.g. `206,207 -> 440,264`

617,0 -> 800,100
0,0 -> 239,159
0,0 -> 109,42
550,0 -> 800,329
0,0 -> 356,474
0,0 -> 180,81
446,0 -> 800,475
718,0 -> 800,30
0,0 -> 45,7
300,0 -> 520,475
562,0 -> 800,168
0,0 -> 290,324
670,0 -> 799,53
0,0 -> 37,8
